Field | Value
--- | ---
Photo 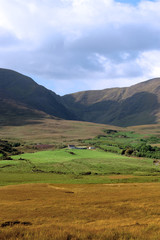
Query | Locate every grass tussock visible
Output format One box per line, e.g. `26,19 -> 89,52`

1,183 -> 160,239
1,225 -> 160,240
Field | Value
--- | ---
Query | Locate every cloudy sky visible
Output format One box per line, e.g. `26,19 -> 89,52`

0,0 -> 159,95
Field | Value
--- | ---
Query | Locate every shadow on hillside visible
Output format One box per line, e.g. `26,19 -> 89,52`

0,116 -> 56,127
73,91 -> 160,127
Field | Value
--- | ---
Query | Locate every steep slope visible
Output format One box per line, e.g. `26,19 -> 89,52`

1,68 -> 160,127
62,78 -> 160,126
0,97 -> 49,126
0,68 -> 75,124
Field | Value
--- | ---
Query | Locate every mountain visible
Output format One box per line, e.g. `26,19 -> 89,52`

62,78 -> 160,127
0,68 -> 76,125
0,97 -> 48,126
0,68 -> 160,127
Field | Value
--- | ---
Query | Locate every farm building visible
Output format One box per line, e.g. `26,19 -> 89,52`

68,145 -> 76,149
88,146 -> 95,150
68,145 -> 88,149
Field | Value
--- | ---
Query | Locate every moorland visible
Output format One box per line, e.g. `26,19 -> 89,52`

1,183 -> 160,240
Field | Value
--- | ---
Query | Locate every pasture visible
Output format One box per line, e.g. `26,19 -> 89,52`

0,149 -> 160,186
11,148 -> 159,176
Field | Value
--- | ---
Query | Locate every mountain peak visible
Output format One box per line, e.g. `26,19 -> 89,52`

0,68 -> 76,125
63,78 -> 160,127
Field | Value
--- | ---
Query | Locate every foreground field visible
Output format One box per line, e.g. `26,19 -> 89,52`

1,183 -> 160,240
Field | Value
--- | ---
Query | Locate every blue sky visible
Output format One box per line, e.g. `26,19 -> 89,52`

116,0 -> 141,4
116,0 -> 155,3
0,0 -> 160,95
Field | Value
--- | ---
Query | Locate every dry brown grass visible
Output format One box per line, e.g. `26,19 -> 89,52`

151,143 -> 160,147
127,124 -> 160,135
1,183 -> 160,239
0,116 -> 159,146
0,118 -> 121,144
108,175 -> 136,179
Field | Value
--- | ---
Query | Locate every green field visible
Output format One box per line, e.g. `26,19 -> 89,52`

8,149 -> 160,175
0,148 -> 160,185
83,130 -> 160,158
0,125 -> 160,186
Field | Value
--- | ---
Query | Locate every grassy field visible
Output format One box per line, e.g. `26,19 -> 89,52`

83,129 -> 160,156
0,118 -> 159,144
0,118 -> 120,145
0,120 -> 160,186
1,183 -> 160,240
11,149 -> 159,175
128,124 -> 160,135
0,120 -> 160,239
0,148 -> 160,186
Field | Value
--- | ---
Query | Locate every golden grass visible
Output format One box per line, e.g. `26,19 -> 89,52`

128,124 -> 160,135
0,116 -> 159,146
108,175 -> 136,179
1,183 -> 160,239
152,143 -> 160,147
0,118 -> 122,144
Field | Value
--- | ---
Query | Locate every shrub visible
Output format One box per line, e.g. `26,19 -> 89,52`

12,142 -> 21,147
125,148 -> 134,156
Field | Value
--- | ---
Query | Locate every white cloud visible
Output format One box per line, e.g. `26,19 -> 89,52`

137,50 -> 160,78
0,0 -> 159,94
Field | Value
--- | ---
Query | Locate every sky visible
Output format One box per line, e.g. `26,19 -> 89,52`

0,0 -> 159,95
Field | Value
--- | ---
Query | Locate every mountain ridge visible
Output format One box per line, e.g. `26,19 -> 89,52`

0,68 -> 76,125
0,68 -> 159,127
63,78 -> 160,103
62,78 -> 160,126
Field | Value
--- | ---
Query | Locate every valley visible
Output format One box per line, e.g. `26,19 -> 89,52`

0,118 -> 160,187
0,69 -> 160,239
1,119 -> 160,240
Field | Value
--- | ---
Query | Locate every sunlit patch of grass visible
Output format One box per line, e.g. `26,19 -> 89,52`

1,183 -> 160,239
0,148 -> 159,185
10,148 -> 159,175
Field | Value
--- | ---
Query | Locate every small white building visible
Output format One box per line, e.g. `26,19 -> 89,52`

68,145 -> 76,149
88,146 -> 95,150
